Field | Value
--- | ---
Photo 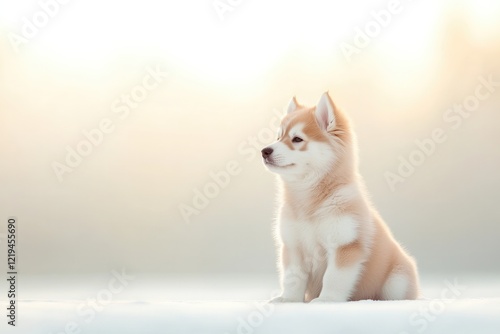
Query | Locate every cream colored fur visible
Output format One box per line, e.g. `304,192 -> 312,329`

262,92 -> 419,303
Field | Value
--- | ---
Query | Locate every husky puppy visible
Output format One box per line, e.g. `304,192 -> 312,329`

262,92 -> 419,302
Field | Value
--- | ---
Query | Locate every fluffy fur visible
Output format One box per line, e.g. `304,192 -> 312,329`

262,92 -> 419,303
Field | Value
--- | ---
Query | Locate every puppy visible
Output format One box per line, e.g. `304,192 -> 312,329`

262,92 -> 419,302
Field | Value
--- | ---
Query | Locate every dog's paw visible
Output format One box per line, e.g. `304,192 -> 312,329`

268,296 -> 303,303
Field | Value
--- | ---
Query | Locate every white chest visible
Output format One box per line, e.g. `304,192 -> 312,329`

279,214 -> 359,253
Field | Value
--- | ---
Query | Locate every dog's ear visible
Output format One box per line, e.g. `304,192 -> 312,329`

286,96 -> 300,114
315,92 -> 336,131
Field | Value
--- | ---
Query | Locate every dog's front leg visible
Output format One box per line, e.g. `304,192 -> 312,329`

270,246 -> 308,303
310,248 -> 363,303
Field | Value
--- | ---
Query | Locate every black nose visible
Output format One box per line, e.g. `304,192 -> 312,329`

261,147 -> 273,158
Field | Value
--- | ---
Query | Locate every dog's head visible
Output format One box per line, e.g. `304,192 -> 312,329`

261,92 -> 354,182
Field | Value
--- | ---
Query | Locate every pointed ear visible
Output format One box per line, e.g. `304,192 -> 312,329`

315,92 -> 336,131
286,96 -> 300,114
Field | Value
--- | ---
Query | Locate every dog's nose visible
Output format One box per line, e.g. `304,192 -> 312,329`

261,147 -> 274,158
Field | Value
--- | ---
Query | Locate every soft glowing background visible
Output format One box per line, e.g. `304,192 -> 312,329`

1,0 -> 500,290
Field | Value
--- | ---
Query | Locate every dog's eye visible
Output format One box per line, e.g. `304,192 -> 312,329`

292,136 -> 303,143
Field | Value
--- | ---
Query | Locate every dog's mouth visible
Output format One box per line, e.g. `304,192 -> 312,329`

264,159 -> 295,168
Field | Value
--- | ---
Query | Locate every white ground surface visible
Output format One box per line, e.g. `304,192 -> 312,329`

2,275 -> 500,334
